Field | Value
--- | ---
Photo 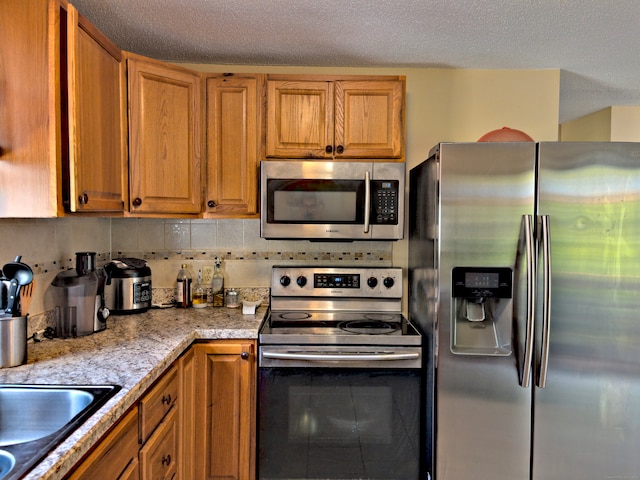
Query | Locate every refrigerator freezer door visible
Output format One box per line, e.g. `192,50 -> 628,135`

534,142 -> 640,480
434,143 -> 536,480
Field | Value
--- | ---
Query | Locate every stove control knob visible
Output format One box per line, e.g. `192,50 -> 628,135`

367,277 -> 378,288
279,275 -> 291,287
383,277 -> 395,289
296,276 -> 307,287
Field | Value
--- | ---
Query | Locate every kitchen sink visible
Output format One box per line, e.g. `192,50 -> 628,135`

0,384 -> 121,480
0,451 -> 15,480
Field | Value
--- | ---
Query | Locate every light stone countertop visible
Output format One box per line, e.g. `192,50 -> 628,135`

0,305 -> 268,480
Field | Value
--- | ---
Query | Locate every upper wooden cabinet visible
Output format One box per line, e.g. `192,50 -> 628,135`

265,75 -> 406,160
204,74 -> 262,217
0,0 -> 61,217
127,53 -> 202,215
0,0 -> 127,217
66,3 -> 128,212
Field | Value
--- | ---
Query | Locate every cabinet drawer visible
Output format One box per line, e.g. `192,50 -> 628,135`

139,406 -> 178,480
139,365 -> 178,443
68,407 -> 139,480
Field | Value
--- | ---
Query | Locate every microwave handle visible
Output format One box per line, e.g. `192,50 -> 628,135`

364,170 -> 371,233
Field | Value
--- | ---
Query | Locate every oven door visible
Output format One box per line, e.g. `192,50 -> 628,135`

258,346 -> 423,480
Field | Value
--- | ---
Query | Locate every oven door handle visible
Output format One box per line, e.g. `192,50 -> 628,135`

262,351 -> 420,362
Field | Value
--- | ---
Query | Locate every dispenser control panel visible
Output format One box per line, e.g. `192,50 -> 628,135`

452,267 -> 512,299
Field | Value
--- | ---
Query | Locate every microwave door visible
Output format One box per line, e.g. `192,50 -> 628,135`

264,178 -> 370,240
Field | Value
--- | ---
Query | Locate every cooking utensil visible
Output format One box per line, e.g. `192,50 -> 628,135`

4,279 -> 19,316
19,278 -> 36,316
2,257 -> 33,316
0,280 -> 6,311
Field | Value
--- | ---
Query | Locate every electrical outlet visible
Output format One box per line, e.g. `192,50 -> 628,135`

202,265 -> 215,283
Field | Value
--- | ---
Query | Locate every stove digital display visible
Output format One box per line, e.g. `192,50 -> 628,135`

314,273 -> 360,288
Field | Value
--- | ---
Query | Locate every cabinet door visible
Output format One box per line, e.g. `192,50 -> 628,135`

334,79 -> 405,159
266,80 -> 333,158
66,4 -> 128,212
205,75 -> 260,216
194,341 -> 256,480
0,0 -> 60,217
128,54 -> 202,214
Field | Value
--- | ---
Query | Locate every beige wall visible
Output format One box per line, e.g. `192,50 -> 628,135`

560,105 -> 640,141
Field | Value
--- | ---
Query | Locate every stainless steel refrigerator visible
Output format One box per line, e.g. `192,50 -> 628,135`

409,142 -> 640,480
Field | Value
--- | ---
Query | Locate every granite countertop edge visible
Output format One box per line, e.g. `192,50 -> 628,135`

0,305 -> 267,480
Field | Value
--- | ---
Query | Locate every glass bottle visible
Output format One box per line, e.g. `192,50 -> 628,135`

212,257 -> 224,307
192,269 -> 207,308
176,264 -> 192,308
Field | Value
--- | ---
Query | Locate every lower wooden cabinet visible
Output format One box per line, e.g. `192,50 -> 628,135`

67,407 -> 139,480
67,341 -> 256,480
139,407 -> 178,480
193,341 -> 256,480
67,364 -> 180,480
138,364 -> 179,480
179,346 -> 197,480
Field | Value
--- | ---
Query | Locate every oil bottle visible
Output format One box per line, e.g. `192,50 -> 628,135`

212,257 -> 224,307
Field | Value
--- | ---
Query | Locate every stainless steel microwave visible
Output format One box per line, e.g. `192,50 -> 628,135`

260,160 -> 405,240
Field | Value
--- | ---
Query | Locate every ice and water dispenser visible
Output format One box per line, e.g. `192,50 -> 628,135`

451,267 -> 513,356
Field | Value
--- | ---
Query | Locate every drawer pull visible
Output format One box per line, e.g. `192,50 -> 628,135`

161,394 -> 172,405
162,454 -> 171,466
241,351 -> 249,360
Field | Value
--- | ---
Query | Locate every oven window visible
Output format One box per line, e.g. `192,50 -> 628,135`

267,179 -> 365,224
258,368 -> 422,480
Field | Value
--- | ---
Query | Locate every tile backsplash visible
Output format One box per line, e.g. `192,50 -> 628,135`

0,217 -> 394,320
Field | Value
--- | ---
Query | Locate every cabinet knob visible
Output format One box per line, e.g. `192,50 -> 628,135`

325,145 -> 333,154
162,454 -> 172,466
241,351 -> 250,360
336,145 -> 344,154
78,193 -> 89,205
208,200 -> 217,208
162,394 -> 172,405
132,197 -> 142,207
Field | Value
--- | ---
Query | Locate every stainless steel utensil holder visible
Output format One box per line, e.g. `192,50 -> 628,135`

0,315 -> 27,368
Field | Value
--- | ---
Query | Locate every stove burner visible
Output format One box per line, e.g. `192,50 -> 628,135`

280,312 -> 312,320
364,313 -> 396,322
338,320 -> 399,335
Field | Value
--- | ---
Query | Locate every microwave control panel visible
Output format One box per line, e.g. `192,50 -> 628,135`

371,180 -> 399,225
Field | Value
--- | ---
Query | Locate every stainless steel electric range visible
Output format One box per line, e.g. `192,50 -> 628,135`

258,266 -> 424,480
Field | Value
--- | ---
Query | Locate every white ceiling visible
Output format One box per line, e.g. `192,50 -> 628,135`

70,0 -> 640,123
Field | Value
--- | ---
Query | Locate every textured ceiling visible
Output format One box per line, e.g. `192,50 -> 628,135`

70,0 -> 640,123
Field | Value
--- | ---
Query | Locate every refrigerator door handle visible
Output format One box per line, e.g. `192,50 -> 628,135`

537,215 -> 552,388
520,214 -> 536,388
